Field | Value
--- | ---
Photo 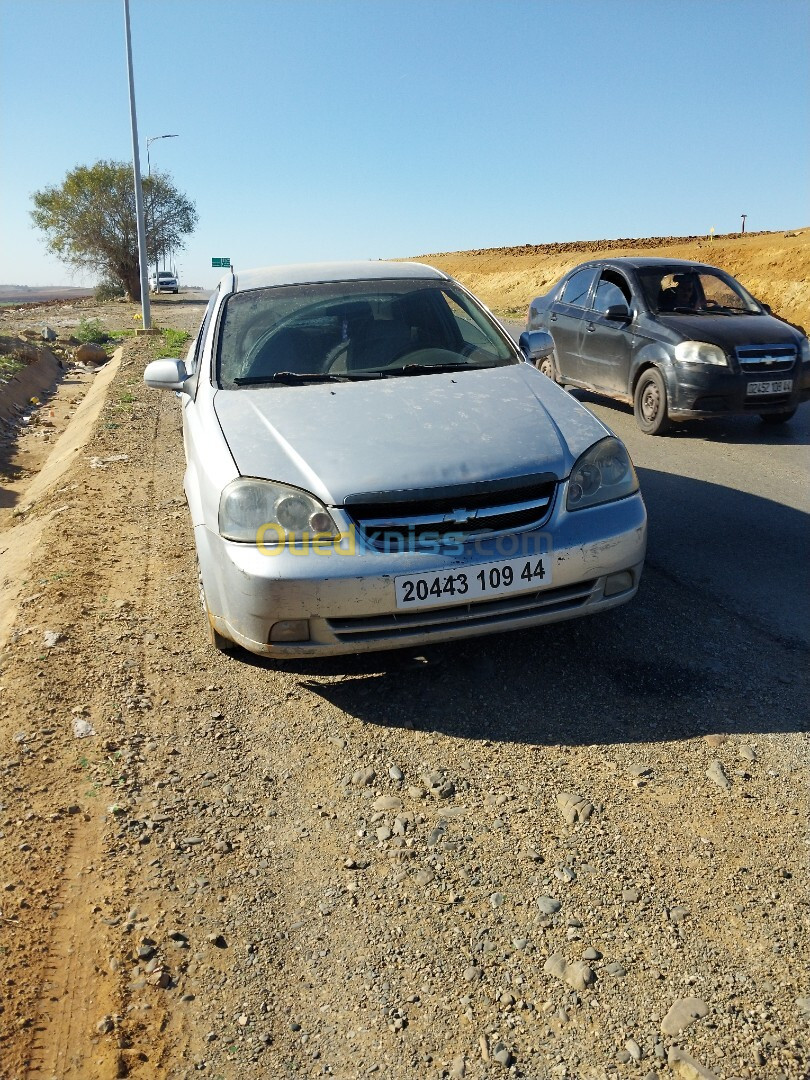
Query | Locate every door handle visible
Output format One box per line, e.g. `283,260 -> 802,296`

586,323 -> 596,332
550,313 -> 557,322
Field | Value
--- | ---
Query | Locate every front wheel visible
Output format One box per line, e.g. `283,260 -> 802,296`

759,408 -> 796,425
197,560 -> 236,653
537,353 -> 557,382
633,368 -> 671,435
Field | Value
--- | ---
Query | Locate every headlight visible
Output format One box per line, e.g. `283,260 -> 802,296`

219,478 -> 339,544
567,437 -> 639,511
674,341 -> 727,366
800,337 -> 810,363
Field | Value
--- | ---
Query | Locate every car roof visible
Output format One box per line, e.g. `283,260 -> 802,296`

228,261 -> 449,293
573,257 -> 724,272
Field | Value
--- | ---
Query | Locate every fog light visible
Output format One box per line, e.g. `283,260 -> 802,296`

269,620 -> 310,643
604,571 -> 634,597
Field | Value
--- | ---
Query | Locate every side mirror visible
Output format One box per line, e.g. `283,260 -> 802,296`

604,303 -> 631,323
760,302 -> 772,314
519,330 -> 555,362
144,357 -> 190,392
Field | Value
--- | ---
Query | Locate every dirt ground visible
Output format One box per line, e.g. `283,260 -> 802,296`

0,251 -> 807,1080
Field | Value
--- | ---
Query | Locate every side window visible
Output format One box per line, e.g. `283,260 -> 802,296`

187,286 -> 221,398
593,273 -> 631,314
560,267 -> 598,308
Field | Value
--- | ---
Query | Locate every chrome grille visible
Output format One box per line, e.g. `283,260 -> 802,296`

326,580 -> 597,642
735,343 -> 796,373
343,474 -> 558,551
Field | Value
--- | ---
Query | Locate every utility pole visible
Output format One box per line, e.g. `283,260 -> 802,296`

123,0 -> 151,329
741,214 -> 747,235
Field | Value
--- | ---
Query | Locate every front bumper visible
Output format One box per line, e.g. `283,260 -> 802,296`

668,361 -> 810,418
197,490 -> 647,658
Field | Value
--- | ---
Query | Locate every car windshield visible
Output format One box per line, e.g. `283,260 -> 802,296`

215,278 -> 519,388
637,267 -> 762,316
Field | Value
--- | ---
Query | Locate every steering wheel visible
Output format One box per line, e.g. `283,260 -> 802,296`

323,340 -> 350,372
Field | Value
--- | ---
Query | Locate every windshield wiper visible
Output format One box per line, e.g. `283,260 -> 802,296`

376,362 -> 487,377
234,371 -> 384,386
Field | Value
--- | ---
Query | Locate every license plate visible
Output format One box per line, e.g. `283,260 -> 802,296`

395,554 -> 552,610
746,379 -> 793,396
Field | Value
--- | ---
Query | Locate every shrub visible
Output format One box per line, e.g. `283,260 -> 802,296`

0,353 -> 25,383
95,281 -> 125,302
76,318 -> 110,344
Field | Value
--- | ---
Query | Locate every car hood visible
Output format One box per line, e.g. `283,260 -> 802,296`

653,312 -> 802,348
213,365 -> 609,505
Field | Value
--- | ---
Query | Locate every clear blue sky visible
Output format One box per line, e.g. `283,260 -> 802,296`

1,0 -> 808,289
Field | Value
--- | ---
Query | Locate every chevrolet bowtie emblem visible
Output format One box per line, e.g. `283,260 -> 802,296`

445,508 -> 477,526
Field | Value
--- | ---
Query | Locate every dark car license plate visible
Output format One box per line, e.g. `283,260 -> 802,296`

746,379 -> 793,396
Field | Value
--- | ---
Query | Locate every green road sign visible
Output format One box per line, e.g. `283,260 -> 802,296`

211,257 -> 231,268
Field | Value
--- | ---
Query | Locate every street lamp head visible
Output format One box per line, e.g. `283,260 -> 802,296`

146,133 -> 180,179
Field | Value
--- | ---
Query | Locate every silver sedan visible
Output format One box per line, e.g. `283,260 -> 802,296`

144,262 -> 647,658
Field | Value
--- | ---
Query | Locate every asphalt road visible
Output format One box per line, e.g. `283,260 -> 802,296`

503,321 -> 810,650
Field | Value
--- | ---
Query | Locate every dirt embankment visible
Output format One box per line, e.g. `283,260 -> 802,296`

416,229 -> 810,330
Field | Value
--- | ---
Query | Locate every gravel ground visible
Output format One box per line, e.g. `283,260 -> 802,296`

0,291 -> 209,337
0,314 -> 807,1080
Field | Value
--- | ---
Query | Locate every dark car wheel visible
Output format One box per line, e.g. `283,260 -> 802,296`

759,408 -> 797,425
633,368 -> 671,435
537,354 -> 556,381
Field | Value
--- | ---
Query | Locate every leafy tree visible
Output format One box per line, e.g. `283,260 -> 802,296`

30,160 -> 197,301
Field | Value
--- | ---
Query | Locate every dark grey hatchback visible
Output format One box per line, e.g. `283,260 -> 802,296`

525,258 -> 810,434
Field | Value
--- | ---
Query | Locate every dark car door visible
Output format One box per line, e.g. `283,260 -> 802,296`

547,266 -> 599,382
577,269 -> 636,395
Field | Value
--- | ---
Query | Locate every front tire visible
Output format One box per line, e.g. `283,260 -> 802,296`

537,353 -> 557,382
197,561 -> 236,653
207,617 -> 235,654
634,368 -> 671,435
759,408 -> 796,425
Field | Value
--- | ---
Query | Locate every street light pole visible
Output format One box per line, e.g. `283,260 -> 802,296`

123,0 -> 151,329
146,134 -> 178,278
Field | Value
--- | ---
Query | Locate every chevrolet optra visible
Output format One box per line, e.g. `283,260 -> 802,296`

144,262 -> 647,657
